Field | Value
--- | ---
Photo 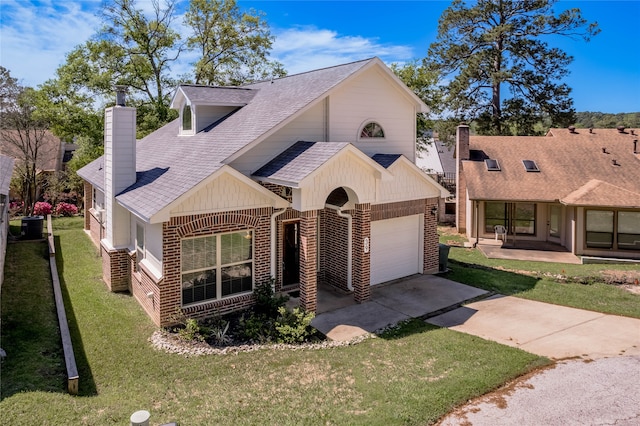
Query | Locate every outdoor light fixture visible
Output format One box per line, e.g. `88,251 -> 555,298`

431,205 -> 438,216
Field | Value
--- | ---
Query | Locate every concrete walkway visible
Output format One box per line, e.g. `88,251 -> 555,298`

311,275 -> 488,341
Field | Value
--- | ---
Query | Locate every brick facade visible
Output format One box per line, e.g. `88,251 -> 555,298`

319,208 -> 349,291
352,203 -> 371,303
456,125 -> 470,233
159,208 -> 272,326
83,182 -> 93,231
100,243 -> 130,292
424,198 -> 440,274
298,210 -> 318,313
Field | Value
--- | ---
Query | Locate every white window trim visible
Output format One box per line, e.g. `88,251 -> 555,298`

181,230 -> 255,307
357,119 -> 386,141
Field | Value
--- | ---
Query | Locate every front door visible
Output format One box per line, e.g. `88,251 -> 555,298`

548,204 -> 562,243
283,221 -> 300,286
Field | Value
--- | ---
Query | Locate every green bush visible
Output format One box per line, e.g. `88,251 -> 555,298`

275,307 -> 316,344
253,279 -> 288,317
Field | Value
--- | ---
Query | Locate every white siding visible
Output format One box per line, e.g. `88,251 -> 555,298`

230,102 -> 326,175
328,67 -> 416,160
170,171 -> 280,216
296,151 -> 377,211
195,105 -> 237,132
377,161 -> 441,204
370,215 -> 423,285
104,106 -> 136,248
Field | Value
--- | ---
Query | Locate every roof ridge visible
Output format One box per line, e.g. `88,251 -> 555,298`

245,57 -> 376,86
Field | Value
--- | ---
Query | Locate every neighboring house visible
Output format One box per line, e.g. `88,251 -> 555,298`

0,130 -> 74,200
417,139 -> 456,223
78,58 -> 449,327
455,124 -> 640,260
0,154 -> 15,289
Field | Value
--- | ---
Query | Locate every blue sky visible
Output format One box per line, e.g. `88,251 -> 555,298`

1,0 -> 638,113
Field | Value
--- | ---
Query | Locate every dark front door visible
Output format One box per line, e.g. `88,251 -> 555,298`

283,222 -> 300,286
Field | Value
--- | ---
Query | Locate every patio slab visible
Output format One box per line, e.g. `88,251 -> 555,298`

312,275 -> 488,341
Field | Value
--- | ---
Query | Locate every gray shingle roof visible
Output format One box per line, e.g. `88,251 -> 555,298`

80,58 -> 376,221
253,141 -> 349,184
176,85 -> 256,105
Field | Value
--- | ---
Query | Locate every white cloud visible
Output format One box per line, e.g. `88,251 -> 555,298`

0,0 -> 101,87
271,26 -> 414,74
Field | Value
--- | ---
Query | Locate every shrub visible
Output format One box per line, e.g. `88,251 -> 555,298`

253,279 -> 288,317
179,318 -> 204,342
55,202 -> 78,217
274,307 -> 316,344
33,201 -> 53,216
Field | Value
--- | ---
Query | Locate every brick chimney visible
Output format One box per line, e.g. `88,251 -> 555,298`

101,86 -> 136,291
456,124 -> 469,234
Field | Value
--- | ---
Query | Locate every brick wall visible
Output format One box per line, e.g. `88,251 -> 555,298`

159,208 -> 272,326
456,125 -> 470,233
424,198 -> 440,274
130,254 -> 163,326
352,203 -> 371,303
320,208 -> 349,291
83,182 -> 92,230
371,199 -> 425,221
100,243 -> 130,292
299,210 -> 318,313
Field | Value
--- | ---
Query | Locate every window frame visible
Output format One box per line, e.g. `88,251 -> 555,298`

135,222 -> 145,270
181,230 -> 254,307
181,104 -> 193,133
358,121 -> 385,139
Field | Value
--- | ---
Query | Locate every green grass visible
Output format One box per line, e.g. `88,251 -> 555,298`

440,229 -> 640,318
0,233 -> 67,397
0,217 -> 547,425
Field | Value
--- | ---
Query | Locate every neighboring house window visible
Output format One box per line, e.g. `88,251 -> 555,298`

513,203 -> 535,235
182,105 -> 192,131
484,202 -> 535,235
585,210 -> 614,249
136,223 -> 145,268
485,202 -> 507,233
181,231 -> 253,305
360,122 -> 385,138
617,211 -> 640,250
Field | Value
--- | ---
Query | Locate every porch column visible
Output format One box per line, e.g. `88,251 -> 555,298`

352,203 -> 371,303
299,210 -> 318,313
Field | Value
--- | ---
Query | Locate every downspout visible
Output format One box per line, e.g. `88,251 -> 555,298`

270,207 -> 288,286
473,200 -> 479,248
326,205 -> 353,291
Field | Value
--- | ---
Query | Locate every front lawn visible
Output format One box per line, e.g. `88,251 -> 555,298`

0,217 -> 546,425
440,228 -> 640,318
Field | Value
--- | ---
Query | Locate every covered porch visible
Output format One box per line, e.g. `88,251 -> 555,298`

472,238 -> 582,264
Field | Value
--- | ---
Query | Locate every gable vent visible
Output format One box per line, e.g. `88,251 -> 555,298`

522,160 -> 540,172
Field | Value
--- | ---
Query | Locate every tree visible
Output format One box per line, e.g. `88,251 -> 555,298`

427,0 -> 599,135
0,73 -> 58,215
184,0 -> 285,85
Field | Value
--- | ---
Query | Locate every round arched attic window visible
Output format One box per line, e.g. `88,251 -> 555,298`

360,122 -> 385,139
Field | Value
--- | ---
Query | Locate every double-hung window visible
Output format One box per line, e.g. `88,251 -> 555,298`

181,231 -> 253,305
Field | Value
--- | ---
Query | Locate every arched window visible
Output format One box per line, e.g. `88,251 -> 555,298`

182,105 -> 192,131
360,122 -> 385,138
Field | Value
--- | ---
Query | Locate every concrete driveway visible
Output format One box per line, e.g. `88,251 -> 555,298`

426,294 -> 640,359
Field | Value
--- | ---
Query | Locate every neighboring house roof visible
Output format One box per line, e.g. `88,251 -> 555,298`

0,129 -> 63,173
416,140 -> 455,175
371,154 -> 402,169
463,128 -> 640,207
0,154 -> 15,196
80,57 -> 428,222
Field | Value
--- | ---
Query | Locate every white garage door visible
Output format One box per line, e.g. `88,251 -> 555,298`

370,214 -> 422,285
